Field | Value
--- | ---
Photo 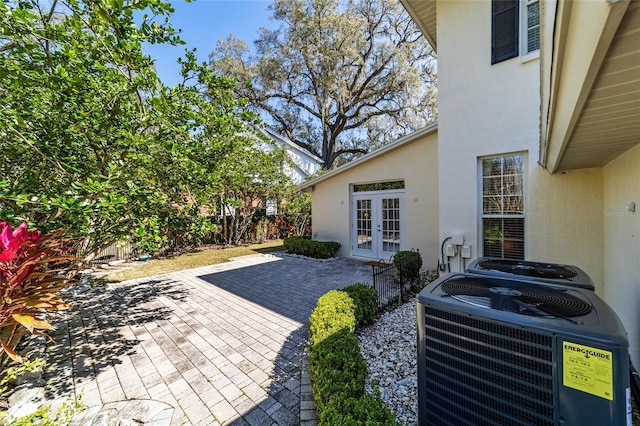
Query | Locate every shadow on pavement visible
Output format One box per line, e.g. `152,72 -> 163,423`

23,277 -> 188,401
231,326 -> 307,426
198,256 -> 371,323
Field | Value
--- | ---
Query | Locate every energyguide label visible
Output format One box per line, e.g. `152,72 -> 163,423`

562,341 -> 613,400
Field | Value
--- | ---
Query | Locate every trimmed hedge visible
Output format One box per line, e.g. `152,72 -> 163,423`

283,236 -> 340,259
308,285 -> 397,425
309,290 -> 357,347
342,283 -> 378,326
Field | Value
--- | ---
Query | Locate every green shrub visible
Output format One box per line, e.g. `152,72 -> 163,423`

320,394 -> 398,425
308,287 -> 399,425
309,290 -> 356,347
283,236 -> 340,259
342,283 -> 378,326
393,250 -> 423,282
309,329 -> 367,407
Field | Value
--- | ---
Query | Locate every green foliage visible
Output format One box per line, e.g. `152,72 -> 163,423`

278,189 -> 312,237
310,328 -> 367,406
0,357 -> 45,395
393,250 -> 423,283
3,394 -> 86,426
342,283 -> 378,326
0,1 -> 293,259
308,288 -> 399,425
309,290 -> 356,347
283,237 -> 340,259
319,393 -> 398,425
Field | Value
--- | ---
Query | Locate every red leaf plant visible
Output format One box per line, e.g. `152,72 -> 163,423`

0,221 -> 78,364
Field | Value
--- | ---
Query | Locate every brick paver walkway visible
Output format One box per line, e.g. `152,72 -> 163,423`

39,253 -> 371,425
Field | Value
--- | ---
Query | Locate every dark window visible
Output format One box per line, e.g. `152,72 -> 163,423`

492,0 -> 519,64
353,181 -> 405,192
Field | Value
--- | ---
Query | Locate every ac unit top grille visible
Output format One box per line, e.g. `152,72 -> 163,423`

441,277 -> 592,317
477,259 -> 578,279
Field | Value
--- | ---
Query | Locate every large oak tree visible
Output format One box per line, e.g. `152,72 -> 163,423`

210,0 -> 437,169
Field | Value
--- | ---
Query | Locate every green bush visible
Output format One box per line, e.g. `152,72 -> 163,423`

320,394 -> 398,425
309,329 -> 367,406
308,287 -> 399,425
309,290 -> 356,347
393,250 -> 423,282
283,236 -> 340,259
342,283 -> 378,326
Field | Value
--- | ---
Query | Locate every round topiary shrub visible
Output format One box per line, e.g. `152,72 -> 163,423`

393,250 -> 423,283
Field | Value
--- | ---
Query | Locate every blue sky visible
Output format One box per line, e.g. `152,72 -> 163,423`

143,1 -> 274,86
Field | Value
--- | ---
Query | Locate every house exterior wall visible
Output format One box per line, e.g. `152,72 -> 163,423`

259,139 -> 321,184
437,0 -> 603,286
311,132 -> 439,266
603,143 -> 640,367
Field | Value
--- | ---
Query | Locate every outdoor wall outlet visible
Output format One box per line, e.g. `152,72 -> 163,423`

445,244 -> 456,257
461,243 -> 472,259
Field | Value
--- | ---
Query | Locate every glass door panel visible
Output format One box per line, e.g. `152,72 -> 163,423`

352,193 -> 404,259
356,199 -> 373,251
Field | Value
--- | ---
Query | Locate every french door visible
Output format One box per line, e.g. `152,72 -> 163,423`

352,192 -> 404,259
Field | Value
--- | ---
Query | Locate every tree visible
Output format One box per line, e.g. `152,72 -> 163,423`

209,0 -> 437,169
0,0 -> 291,257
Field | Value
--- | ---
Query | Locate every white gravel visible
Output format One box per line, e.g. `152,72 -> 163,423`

357,301 -> 418,425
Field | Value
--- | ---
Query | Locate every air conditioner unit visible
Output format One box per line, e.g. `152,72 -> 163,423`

417,273 -> 630,426
467,257 -> 595,291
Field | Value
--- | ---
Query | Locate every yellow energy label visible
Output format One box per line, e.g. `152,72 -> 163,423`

562,341 -> 613,400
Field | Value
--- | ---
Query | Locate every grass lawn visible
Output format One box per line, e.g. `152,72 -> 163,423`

105,240 -> 284,281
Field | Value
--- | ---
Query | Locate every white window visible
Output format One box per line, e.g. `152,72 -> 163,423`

521,0 -> 540,56
481,154 -> 525,259
266,200 -> 278,216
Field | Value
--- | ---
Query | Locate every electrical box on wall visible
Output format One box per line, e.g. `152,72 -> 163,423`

445,244 -> 456,257
461,244 -> 471,259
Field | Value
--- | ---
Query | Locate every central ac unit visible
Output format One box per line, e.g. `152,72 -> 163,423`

417,273 -> 630,425
467,257 -> 595,290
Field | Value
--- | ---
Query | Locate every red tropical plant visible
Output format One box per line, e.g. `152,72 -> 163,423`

0,221 -> 78,364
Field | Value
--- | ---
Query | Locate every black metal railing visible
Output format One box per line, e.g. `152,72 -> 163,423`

370,259 -> 405,309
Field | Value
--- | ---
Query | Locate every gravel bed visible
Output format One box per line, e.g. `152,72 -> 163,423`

357,301 -> 418,425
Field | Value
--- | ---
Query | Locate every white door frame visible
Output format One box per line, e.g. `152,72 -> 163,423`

351,190 -> 405,260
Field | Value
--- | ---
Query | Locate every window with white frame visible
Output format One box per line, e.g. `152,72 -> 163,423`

522,0 -> 540,56
481,154 -> 525,259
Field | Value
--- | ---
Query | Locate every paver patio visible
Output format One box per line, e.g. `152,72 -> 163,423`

35,253 -> 371,425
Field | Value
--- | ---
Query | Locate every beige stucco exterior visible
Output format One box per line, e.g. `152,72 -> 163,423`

399,0 -> 640,370
304,129 -> 439,267
603,143 -> 640,366
436,0 -> 605,287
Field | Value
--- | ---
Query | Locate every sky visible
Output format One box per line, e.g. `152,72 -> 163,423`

143,1 -> 275,87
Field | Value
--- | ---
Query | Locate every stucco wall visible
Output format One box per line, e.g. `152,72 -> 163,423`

527,168 -> 604,291
437,0 -> 540,270
310,132 -> 439,267
436,0 -> 603,280
603,143 -> 640,369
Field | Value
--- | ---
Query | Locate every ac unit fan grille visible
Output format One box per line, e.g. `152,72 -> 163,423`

422,306 -> 556,425
441,278 -> 592,317
478,259 -> 578,279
